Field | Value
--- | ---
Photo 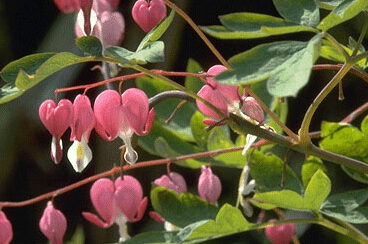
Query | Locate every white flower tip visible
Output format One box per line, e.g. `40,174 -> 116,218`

67,140 -> 92,172
124,149 -> 138,165
242,134 -> 257,156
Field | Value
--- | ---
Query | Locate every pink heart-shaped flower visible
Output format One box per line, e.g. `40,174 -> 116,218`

132,0 -> 167,33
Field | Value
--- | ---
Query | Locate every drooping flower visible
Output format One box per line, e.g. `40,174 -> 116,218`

132,0 -> 167,33
39,99 -> 73,164
67,95 -> 95,172
198,166 -> 222,204
0,211 -> 13,244
153,172 -> 187,194
93,89 -> 155,164
265,220 -> 295,244
53,0 -> 120,13
83,176 -> 147,241
241,96 -> 264,123
53,0 -> 80,13
196,65 -> 241,125
39,201 -> 67,244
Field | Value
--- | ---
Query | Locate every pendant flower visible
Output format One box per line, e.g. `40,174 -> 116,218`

153,172 -> 187,194
198,166 -> 222,204
39,99 -> 74,164
0,211 -> 13,244
82,176 -> 148,241
132,0 -> 167,33
39,201 -> 67,244
67,94 -> 95,172
265,219 -> 295,244
93,89 -> 155,164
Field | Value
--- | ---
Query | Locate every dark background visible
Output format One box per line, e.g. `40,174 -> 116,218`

0,0 -> 367,243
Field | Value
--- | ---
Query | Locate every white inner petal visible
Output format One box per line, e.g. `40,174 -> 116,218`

115,214 -> 130,242
76,8 -> 98,36
67,135 -> 92,173
51,136 -> 63,164
242,134 -> 257,156
119,129 -> 138,165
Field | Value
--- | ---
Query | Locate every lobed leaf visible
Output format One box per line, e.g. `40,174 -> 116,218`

75,36 -> 103,57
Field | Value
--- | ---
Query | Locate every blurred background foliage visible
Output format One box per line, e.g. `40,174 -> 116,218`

0,0 -> 367,243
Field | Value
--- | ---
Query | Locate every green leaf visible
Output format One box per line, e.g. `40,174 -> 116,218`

321,189 -> 368,223
184,59 -> 204,93
190,111 -> 210,149
216,35 -> 321,97
137,9 -> 175,51
317,0 -> 345,10
186,204 -> 254,241
201,12 -> 317,40
207,127 -> 245,168
254,170 -> 331,211
121,231 -> 178,244
272,0 -> 320,27
0,84 -> 23,104
317,0 -> 368,31
302,156 -> 327,187
105,41 -> 164,65
150,187 -> 219,228
248,150 -> 304,194
75,36 -> 103,56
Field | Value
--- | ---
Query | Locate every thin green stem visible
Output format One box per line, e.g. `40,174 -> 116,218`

299,62 -> 352,145
162,0 -> 230,68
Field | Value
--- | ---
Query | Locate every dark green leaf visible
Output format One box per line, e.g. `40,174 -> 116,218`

216,36 -> 321,97
201,12 -> 317,40
137,9 -> 175,51
248,150 -> 304,194
318,0 -> 345,10
184,59 -> 204,93
302,156 -> 327,187
318,0 -> 368,31
105,41 -> 164,65
75,36 -> 103,56
272,0 -> 320,27
254,170 -> 331,211
321,189 -> 368,223
150,187 -> 219,228
186,204 -> 254,241
190,111 -> 210,149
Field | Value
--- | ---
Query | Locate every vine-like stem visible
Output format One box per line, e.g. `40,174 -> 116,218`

0,146 -> 243,208
299,62 -> 353,145
313,64 -> 368,84
162,0 -> 230,69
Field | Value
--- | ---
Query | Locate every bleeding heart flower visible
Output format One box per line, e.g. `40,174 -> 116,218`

196,65 -> 241,125
83,176 -> 147,242
241,96 -> 264,123
198,166 -> 222,204
39,201 -> 67,244
132,0 -> 167,33
154,172 -> 187,194
265,220 -> 295,244
67,95 -> 95,172
39,99 -> 73,164
0,211 -> 13,244
93,89 -> 155,164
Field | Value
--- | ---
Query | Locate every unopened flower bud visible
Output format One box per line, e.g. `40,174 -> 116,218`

0,211 -> 13,244
39,201 -> 67,244
241,96 -> 264,123
154,172 -> 187,194
265,219 -> 295,244
198,166 -> 222,204
132,0 -> 167,33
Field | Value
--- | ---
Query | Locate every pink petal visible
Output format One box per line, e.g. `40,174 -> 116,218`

39,201 -> 67,244
131,197 -> 148,222
121,88 -> 149,135
241,96 -> 264,123
94,11 -> 125,47
53,0 -> 80,13
140,108 -> 155,136
149,211 -> 165,223
90,178 -> 116,226
82,212 -> 112,228
114,176 -> 144,222
70,95 -> 95,142
39,99 -> 73,138
132,0 -> 167,33
198,166 -> 222,204
265,219 -> 295,244
206,65 -> 227,88
196,85 -> 229,119
0,211 -> 13,244
154,172 -> 187,194
94,90 -> 123,141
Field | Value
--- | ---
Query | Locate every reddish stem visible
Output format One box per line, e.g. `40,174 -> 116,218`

0,146 -> 243,208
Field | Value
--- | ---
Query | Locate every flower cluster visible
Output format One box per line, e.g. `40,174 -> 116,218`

39,88 -> 155,172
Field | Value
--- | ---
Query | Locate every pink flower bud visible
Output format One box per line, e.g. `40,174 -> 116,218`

53,0 -> 80,13
265,220 -> 295,244
96,0 -> 120,11
95,11 -> 125,47
132,0 -> 167,33
39,99 -> 73,164
154,172 -> 187,194
94,89 -> 155,164
114,176 -> 148,223
0,211 -> 13,244
39,201 -> 67,244
198,166 -> 222,204
241,96 -> 264,123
